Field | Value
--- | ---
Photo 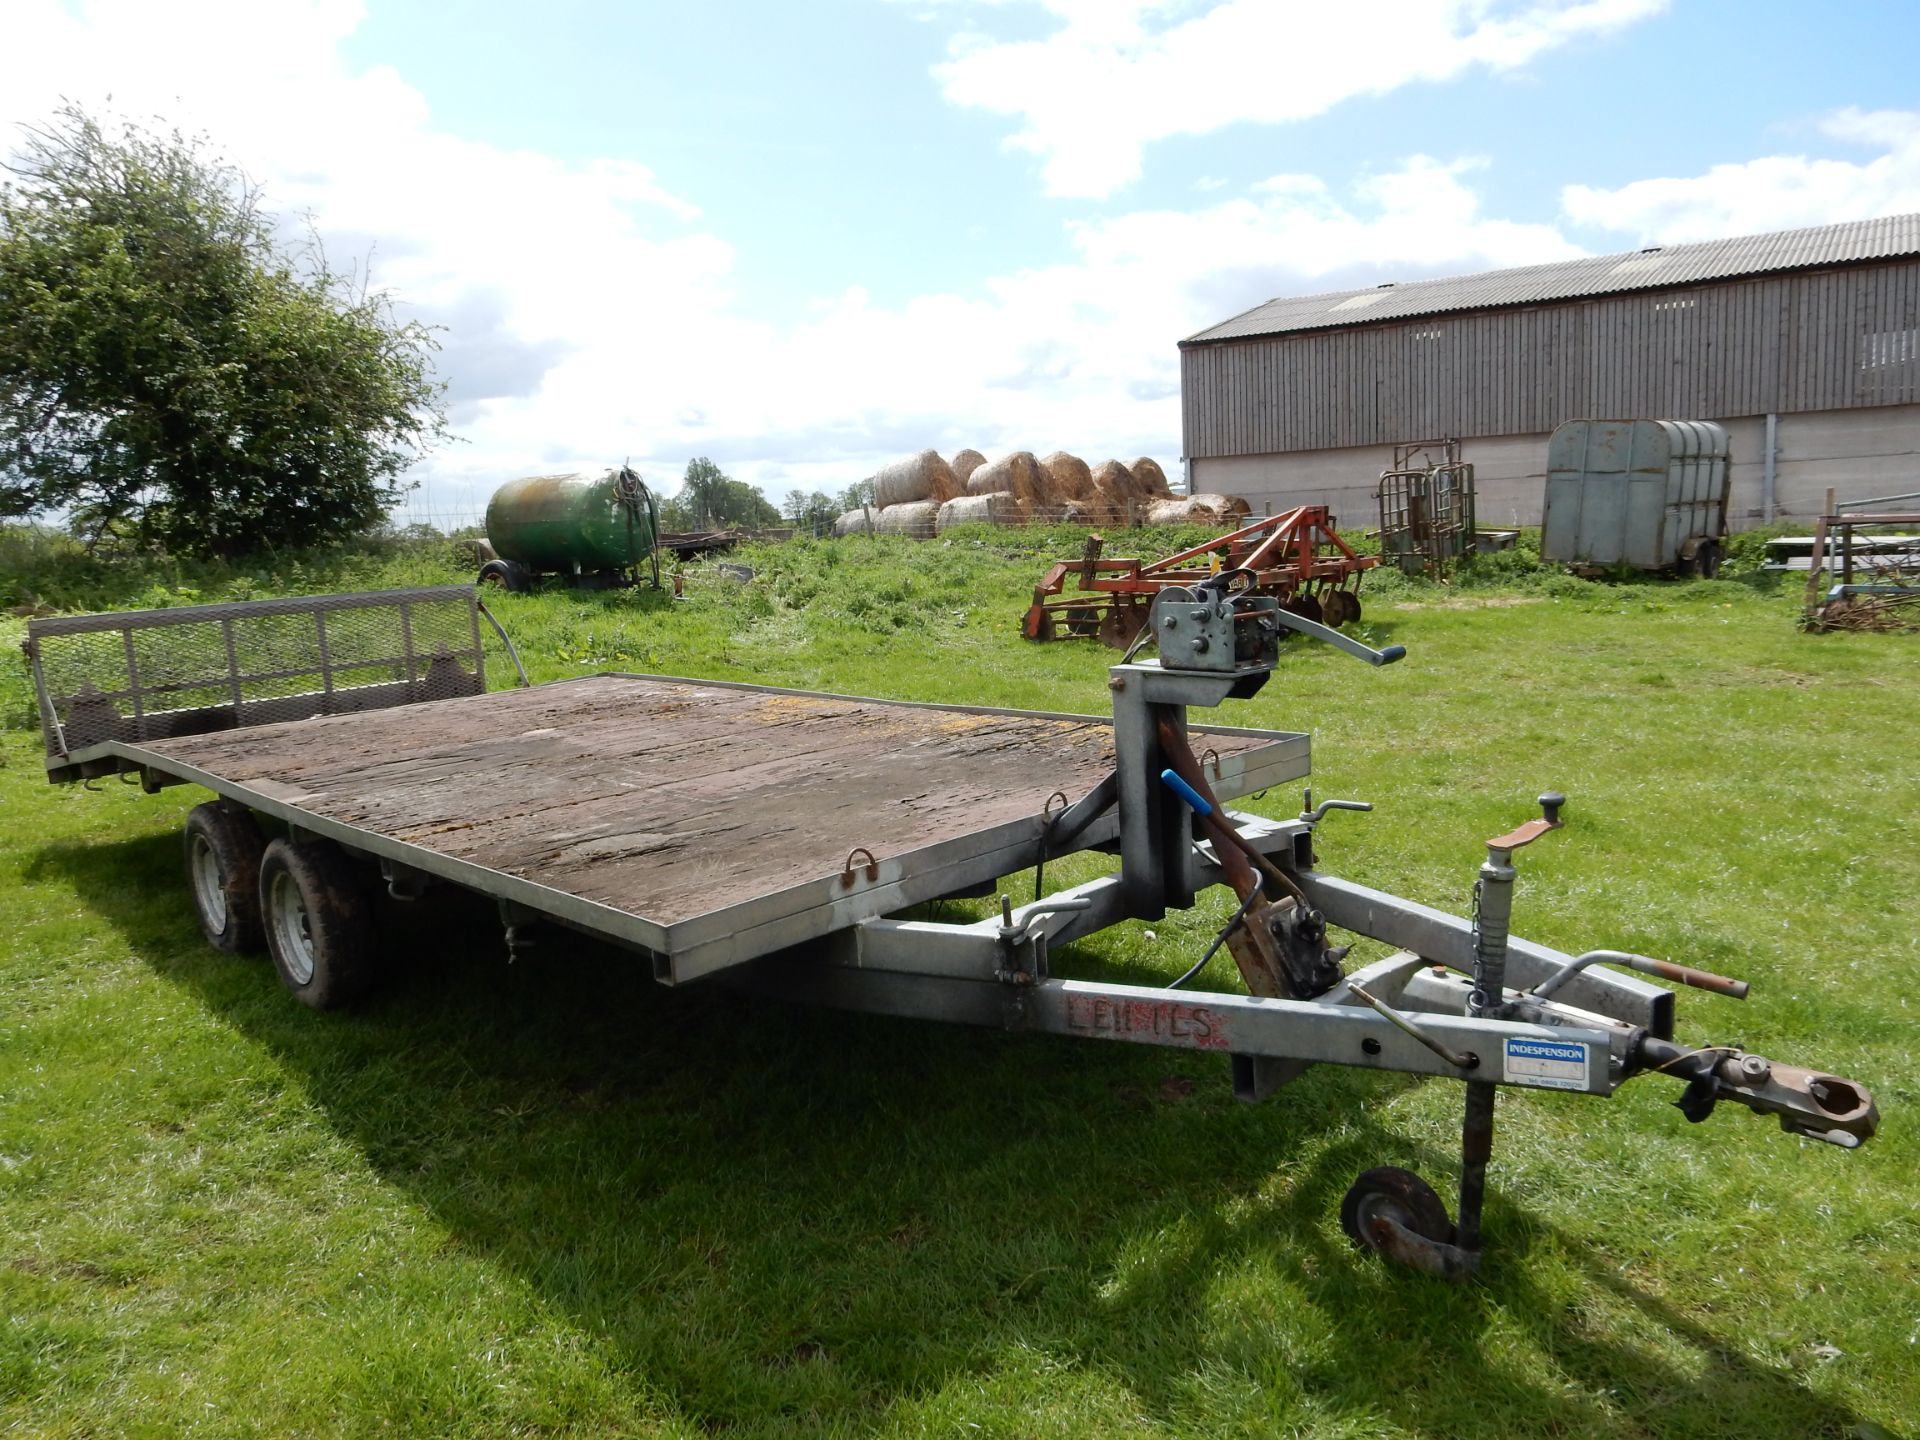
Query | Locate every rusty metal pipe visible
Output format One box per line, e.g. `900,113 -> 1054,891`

1532,949 -> 1749,1002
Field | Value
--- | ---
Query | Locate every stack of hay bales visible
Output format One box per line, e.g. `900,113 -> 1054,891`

836,448 -> 1241,538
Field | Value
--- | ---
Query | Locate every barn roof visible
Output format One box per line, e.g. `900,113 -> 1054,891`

1183,212 -> 1920,346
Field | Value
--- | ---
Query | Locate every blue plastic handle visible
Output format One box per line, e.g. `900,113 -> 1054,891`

1378,644 -> 1406,664
1159,767 -> 1212,816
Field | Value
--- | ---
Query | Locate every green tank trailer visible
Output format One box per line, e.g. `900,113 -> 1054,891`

478,466 -> 660,591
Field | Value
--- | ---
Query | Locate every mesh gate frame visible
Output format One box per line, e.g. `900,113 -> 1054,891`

26,586 -> 488,781
1377,462 -> 1477,576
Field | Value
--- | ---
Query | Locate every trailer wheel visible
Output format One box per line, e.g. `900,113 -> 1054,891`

478,559 -> 528,593
183,803 -> 267,953
259,838 -> 375,1010
1695,540 -> 1722,578
1340,1166 -> 1453,1252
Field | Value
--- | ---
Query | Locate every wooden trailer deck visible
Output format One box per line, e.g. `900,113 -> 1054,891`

111,674 -> 1309,980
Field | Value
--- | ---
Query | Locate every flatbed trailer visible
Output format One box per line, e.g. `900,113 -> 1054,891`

25,582 -> 1879,1280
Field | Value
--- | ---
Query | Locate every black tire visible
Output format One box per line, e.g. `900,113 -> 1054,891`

1696,539 -> 1722,579
1340,1166 -> 1454,1251
258,837 -> 375,1010
478,559 -> 527,593
183,803 -> 267,953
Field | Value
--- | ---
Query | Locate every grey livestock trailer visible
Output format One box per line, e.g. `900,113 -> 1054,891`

1543,419 -> 1731,575
24,581 -> 1877,1279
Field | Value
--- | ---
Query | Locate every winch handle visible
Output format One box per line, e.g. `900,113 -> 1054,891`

1267,606 -> 1406,666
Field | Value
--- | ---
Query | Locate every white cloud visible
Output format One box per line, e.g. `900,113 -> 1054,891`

4,0 -> 1601,520
1562,107 -> 1920,243
928,0 -> 1668,199
24,2 -> 1907,526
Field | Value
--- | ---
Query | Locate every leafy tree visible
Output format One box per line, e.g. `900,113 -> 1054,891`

0,106 -> 446,557
784,488 -> 838,533
660,457 -> 781,531
838,478 -> 875,512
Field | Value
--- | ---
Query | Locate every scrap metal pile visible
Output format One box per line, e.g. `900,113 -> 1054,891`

1022,505 -> 1376,647
1802,494 -> 1920,632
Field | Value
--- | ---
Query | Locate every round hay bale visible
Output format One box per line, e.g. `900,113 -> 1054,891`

873,450 -> 960,509
966,451 -> 1045,508
1089,459 -> 1141,521
936,494 -> 1012,532
1039,451 -> 1093,503
1145,497 -> 1218,525
833,508 -> 873,537
874,500 -> 939,537
1188,491 -> 1252,519
1130,456 -> 1173,497
1090,458 -> 1135,497
950,448 -> 987,485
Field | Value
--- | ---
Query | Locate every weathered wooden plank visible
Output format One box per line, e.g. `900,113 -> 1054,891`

137,675 -> 1283,928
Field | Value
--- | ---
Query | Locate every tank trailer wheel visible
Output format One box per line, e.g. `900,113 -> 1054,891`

1696,539 -> 1723,578
1340,1166 -> 1454,1255
259,838 -> 376,1010
478,559 -> 529,593
183,803 -> 267,954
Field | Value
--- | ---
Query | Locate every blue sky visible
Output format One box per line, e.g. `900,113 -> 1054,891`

8,1 -> 1920,520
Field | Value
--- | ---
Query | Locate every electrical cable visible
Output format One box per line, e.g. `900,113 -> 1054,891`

1167,885 -> 1262,990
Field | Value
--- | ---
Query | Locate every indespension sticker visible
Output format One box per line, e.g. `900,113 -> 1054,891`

1504,1037 -> 1590,1090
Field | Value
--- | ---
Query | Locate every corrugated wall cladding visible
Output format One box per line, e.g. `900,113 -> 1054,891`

1180,260 -> 1920,459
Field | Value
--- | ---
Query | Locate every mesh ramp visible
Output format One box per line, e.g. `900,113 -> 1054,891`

26,587 -> 487,781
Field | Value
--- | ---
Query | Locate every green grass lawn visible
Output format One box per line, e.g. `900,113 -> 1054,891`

2,530 -> 1915,1438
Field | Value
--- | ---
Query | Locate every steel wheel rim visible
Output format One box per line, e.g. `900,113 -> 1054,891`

189,834 -> 227,931
269,869 -> 316,985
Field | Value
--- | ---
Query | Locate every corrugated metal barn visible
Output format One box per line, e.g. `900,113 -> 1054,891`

1179,213 -> 1920,528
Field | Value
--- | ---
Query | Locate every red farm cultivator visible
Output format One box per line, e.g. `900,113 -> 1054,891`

1022,506 -> 1378,647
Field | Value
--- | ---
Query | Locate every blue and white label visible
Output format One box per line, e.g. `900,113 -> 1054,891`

1504,1037 -> 1590,1090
